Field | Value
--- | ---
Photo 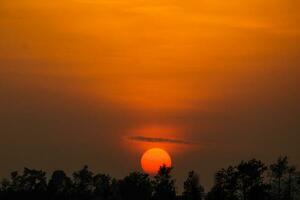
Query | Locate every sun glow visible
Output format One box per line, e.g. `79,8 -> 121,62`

141,148 -> 172,174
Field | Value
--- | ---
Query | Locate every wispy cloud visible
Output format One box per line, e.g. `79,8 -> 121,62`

128,136 -> 196,145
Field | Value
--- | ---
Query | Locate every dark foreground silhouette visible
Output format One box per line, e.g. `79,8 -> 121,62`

0,156 -> 299,200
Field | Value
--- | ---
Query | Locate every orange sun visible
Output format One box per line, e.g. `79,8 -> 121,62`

141,148 -> 172,174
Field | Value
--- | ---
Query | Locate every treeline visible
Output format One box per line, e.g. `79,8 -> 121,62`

0,156 -> 299,200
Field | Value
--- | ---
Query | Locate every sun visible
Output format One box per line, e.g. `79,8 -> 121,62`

141,148 -> 172,174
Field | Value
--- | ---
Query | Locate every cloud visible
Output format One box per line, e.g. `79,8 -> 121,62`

128,135 -> 196,145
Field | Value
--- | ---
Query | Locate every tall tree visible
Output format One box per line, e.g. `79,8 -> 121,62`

93,173 -> 112,200
207,160 -> 270,200
236,159 -> 269,200
119,172 -> 152,200
48,170 -> 72,198
0,178 -> 10,192
72,165 -> 93,199
206,167 -> 238,200
110,178 -> 122,200
270,156 -> 289,200
285,166 -> 296,200
182,171 -> 204,200
152,165 -> 176,200
19,168 -> 47,193
9,171 -> 22,192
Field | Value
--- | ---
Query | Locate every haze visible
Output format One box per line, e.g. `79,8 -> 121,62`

0,0 -> 299,189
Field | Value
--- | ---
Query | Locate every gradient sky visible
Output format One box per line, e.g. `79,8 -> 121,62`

0,0 -> 300,189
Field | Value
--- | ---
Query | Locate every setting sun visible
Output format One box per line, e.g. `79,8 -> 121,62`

141,148 -> 172,174
0,0 -> 299,196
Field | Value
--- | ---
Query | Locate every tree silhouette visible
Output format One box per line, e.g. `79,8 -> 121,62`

109,178 -> 122,200
72,165 -> 93,199
0,178 -> 10,199
93,173 -> 112,200
9,171 -> 22,192
207,166 -> 239,200
286,166 -> 296,200
236,159 -> 269,200
207,160 -> 270,200
21,168 -> 47,193
119,172 -> 152,200
48,170 -> 72,199
182,171 -> 204,200
269,157 -> 300,200
270,156 -> 289,200
152,165 -> 176,200
0,178 -> 10,192
3,168 -> 47,199
0,156 -> 299,200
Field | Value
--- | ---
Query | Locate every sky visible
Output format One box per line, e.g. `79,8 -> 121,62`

0,0 -> 300,189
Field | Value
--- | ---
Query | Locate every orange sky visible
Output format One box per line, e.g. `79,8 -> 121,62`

0,0 -> 299,189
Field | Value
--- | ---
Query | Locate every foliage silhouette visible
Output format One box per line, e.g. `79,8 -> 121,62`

119,172 -> 152,200
72,165 -> 94,199
182,171 -> 204,200
48,170 -> 72,199
93,173 -> 112,200
236,159 -> 269,200
201,156 -> 299,200
152,165 -> 176,200
0,156 -> 299,200
270,156 -> 289,200
206,166 -> 239,200
269,156 -> 299,200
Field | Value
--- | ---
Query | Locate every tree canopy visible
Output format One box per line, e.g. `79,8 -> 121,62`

0,156 -> 299,200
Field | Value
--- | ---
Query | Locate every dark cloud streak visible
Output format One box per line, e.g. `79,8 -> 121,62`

128,136 -> 196,145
